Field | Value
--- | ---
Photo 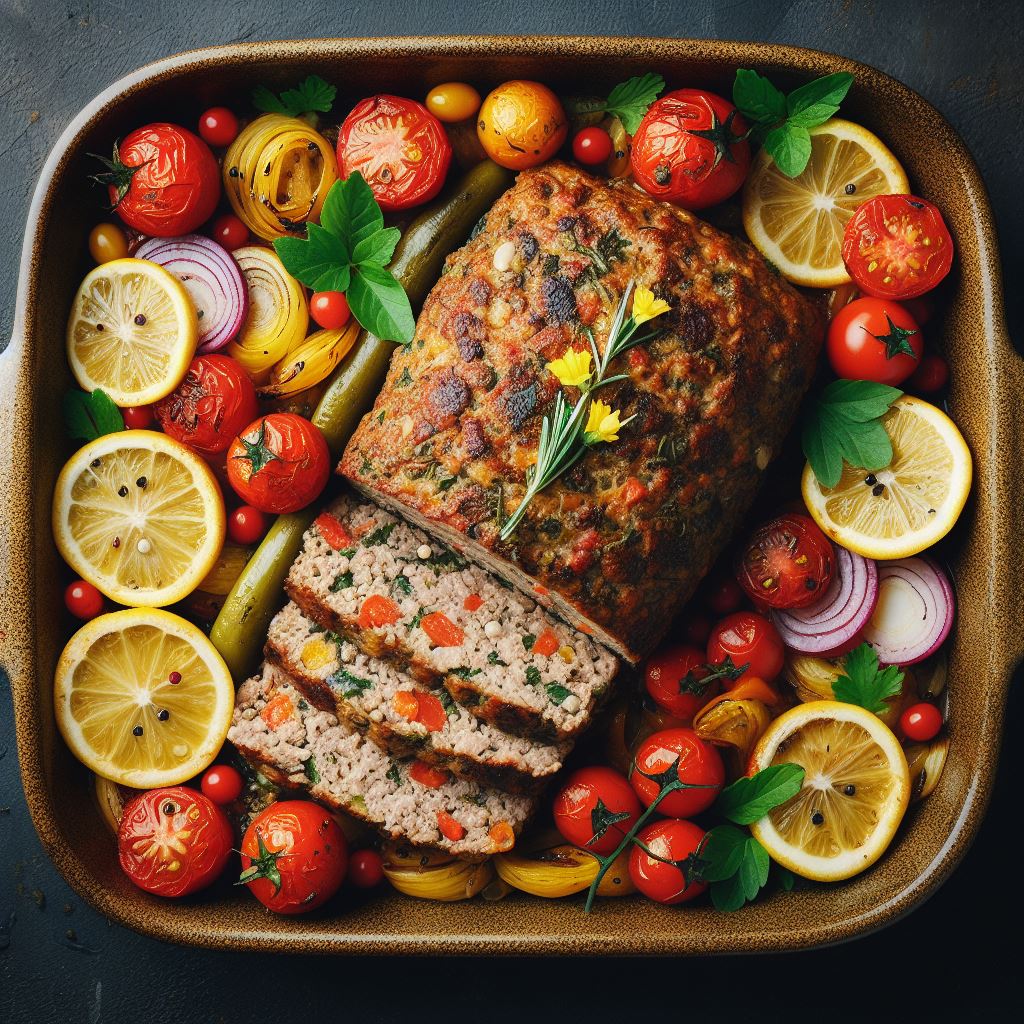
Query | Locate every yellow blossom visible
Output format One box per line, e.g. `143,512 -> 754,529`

632,284 -> 671,326
584,399 -> 628,445
545,348 -> 593,388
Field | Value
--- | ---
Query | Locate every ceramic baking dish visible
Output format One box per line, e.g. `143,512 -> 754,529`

1,36 -> 1020,955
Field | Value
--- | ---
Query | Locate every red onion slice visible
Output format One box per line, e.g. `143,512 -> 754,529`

136,234 -> 247,353
862,557 -> 954,666
772,546 -> 878,655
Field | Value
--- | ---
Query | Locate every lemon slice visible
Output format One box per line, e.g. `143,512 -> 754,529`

66,258 -> 198,406
749,701 -> 910,881
55,608 -> 234,788
742,119 -> 910,287
53,430 -> 225,607
802,395 -> 972,559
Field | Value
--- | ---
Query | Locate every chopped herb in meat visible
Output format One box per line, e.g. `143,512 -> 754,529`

487,651 -> 509,667
386,762 -> 403,786
408,607 -> 430,630
328,668 -> 373,698
546,683 -> 573,705
438,689 -> 458,717
362,522 -> 397,547
525,665 -> 542,686
329,571 -> 353,592
522,633 -> 537,651
303,754 -> 320,784
395,367 -> 413,387
451,666 -> 482,679
393,573 -> 413,595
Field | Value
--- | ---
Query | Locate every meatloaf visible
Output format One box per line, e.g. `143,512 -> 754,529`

340,161 -> 823,662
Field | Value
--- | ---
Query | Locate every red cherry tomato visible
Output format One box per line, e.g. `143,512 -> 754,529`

704,572 -> 745,615
200,764 -> 244,805
573,126 -> 614,165
228,505 -> 269,545
644,644 -> 720,721
630,728 -> 724,817
118,787 -> 233,897
681,614 -> 712,647
348,848 -> 385,889
337,95 -> 452,212
842,195 -> 954,300
736,514 -> 834,609
239,800 -> 348,914
64,579 -> 104,620
906,352 -> 950,394
210,213 -> 250,252
226,413 -> 330,514
630,89 -> 750,210
198,106 -> 240,148
98,122 -> 220,237
628,818 -> 708,905
707,611 -> 784,684
552,766 -> 642,856
121,404 -> 154,429
154,354 -> 259,456
310,291 -> 352,330
827,297 -> 923,386
900,702 -> 943,742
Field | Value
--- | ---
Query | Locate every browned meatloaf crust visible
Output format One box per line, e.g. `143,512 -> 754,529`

340,161 -> 823,661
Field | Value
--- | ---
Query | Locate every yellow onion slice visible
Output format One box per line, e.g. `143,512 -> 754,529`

258,321 -> 361,399
227,246 -> 308,377
224,114 -> 338,240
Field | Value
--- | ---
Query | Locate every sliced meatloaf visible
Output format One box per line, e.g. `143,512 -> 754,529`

285,494 -> 618,742
228,662 -> 535,859
339,161 -> 824,662
265,600 -> 570,792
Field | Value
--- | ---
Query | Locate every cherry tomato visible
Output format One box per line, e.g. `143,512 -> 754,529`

198,106 -> 240,148
628,818 -> 708,905
227,413 -> 330,514
644,644 -> 720,721
310,291 -> 351,330
552,766 -> 642,855
200,764 -> 244,805
88,222 -> 129,264
573,126 -> 614,166
228,505 -> 269,545
64,579 -> 104,620
707,611 -> 784,684
736,514 -> 834,609
827,296 -> 923,386
337,95 -> 452,211
631,89 -> 750,210
96,122 -> 220,237
118,787 -> 233,897
239,800 -> 347,914
210,213 -> 250,252
426,82 -> 482,123
901,295 -> 935,326
842,194 -> 954,300
681,614 -> 712,647
348,848 -> 385,888
121,404 -> 154,429
630,728 -> 724,817
703,572 -> 745,615
154,354 -> 259,455
477,80 -> 568,170
906,352 -> 950,393
900,702 -> 943,742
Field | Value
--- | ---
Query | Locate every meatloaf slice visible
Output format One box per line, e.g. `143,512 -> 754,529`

228,662 -> 535,859
265,601 -> 570,792
285,493 -> 618,742
340,161 -> 824,662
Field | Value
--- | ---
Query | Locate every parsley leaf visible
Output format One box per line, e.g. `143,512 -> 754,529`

713,764 -> 805,825
487,651 -> 508,667
329,571 -> 354,592
603,73 -> 665,134
252,75 -> 337,119
525,665 -> 542,686
699,825 -> 772,912
832,642 -> 905,714
62,388 -> 124,441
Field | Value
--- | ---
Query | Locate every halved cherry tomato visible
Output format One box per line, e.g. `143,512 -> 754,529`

573,126 -> 614,165
200,764 -> 244,805
630,728 -> 724,817
348,848 -> 384,888
64,579 -> 104,620
409,760 -> 451,788
315,512 -> 355,551
842,194 -> 954,300
628,818 -> 708,905
121,404 -> 154,429
210,213 -> 250,252
420,612 -> 465,648
906,352 -> 950,393
827,297 -> 923,387
198,107 -> 240,148
88,222 -> 129,264
228,505 -> 268,546
736,514 -> 834,609
426,82 -> 482,123
310,291 -> 351,330
552,766 -> 641,855
707,611 -> 784,684
437,810 -> 466,841
358,595 -> 402,629
644,643 -> 720,721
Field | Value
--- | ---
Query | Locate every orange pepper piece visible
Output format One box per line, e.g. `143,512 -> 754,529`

260,693 -> 294,731
714,676 -> 780,707
463,593 -> 484,612
437,810 -> 466,842
488,820 -> 515,852
420,611 -> 465,647
409,760 -> 451,788
532,629 -> 559,657
314,513 -> 354,551
414,690 -> 448,732
393,690 -> 420,722
358,594 -> 402,629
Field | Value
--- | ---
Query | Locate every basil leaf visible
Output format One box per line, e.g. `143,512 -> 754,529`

279,75 -> 336,116
714,764 -> 805,825
785,72 -> 854,128
603,72 -> 665,134
835,416 -> 893,472
801,411 -> 844,489
348,263 -> 415,343
274,227 -> 350,292
732,68 -> 787,126
763,123 -> 812,177
62,388 -> 125,442
352,225 -> 402,267
321,171 -> 382,248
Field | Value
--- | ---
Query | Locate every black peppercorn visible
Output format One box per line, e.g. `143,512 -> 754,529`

811,811 -> 824,826
843,784 -> 856,796
132,725 -> 143,736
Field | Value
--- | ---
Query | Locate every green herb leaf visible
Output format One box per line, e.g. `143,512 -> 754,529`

303,754 -> 320,784
731,69 -> 787,127
546,683 -> 573,705
438,689 -> 458,717
603,73 -> 665,134
525,665 -> 542,686
763,123 -> 812,178
701,826 -> 772,911
321,171 -> 382,247
832,642 -> 905,714
785,72 -> 854,128
393,574 -> 412,595
329,571 -> 354,592
274,227 -> 350,292
328,668 -> 373,699
451,666 -> 482,679
62,388 -> 124,442
348,262 -> 415,344
522,634 -> 536,650
352,226 -> 401,266
714,764 -> 806,825
386,762 -> 403,786
487,651 -> 508,667
362,522 -> 397,547
252,75 -> 337,118
698,824 -> 749,882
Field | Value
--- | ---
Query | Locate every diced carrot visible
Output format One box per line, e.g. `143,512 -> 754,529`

260,693 -> 294,731
420,611 -> 465,648
532,629 -> 559,657
623,476 -> 649,507
414,690 -> 448,732
463,593 -> 484,613
314,513 -> 354,551
437,810 -> 466,842
358,594 -> 401,629
488,820 -> 515,852
393,690 -> 420,722
409,760 -> 451,788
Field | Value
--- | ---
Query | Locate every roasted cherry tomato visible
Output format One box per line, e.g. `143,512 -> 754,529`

95,122 -> 220,237
227,413 -> 330,514
842,194 -> 954,300
707,611 -> 784,684
703,572 -> 745,615
900,702 -> 943,742
426,82 -> 482,123
628,818 -> 708,905
552,766 -> 642,855
210,213 -> 250,252
88,222 -> 129,264
310,291 -> 351,330
477,80 -> 568,170
736,514 -> 834,609
227,505 -> 269,545
348,848 -> 385,888
827,297 -> 923,386
121,404 -> 154,429
64,579 -> 104,620
118,786 -> 233,897
681,614 -> 713,648
630,728 -> 724,817
630,89 -> 750,210
644,643 -> 720,721
906,352 -> 950,394
200,764 -> 244,805
239,800 -> 348,914
573,126 -> 614,165
337,95 -> 452,211
154,354 -> 259,456
198,106 -> 240,148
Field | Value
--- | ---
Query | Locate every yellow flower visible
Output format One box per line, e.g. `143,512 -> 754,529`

584,399 -> 629,445
545,348 -> 593,388
632,284 -> 671,326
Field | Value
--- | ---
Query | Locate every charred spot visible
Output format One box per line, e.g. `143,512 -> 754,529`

469,278 -> 493,306
568,184 -> 593,208
678,302 -> 715,350
542,275 -> 578,325
539,517 -> 562,539
690,422 -> 733,471
654,163 -> 672,186
563,461 -> 591,492
460,360 -> 497,391
429,368 -> 471,420
573,503 -> 603,529
538,180 -> 554,200
453,484 -> 491,526
556,215 -> 577,232
518,232 -> 539,262
452,312 -> 485,362
503,381 -> 539,431
462,417 -> 489,458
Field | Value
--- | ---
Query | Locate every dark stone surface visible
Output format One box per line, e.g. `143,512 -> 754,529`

1,1 -> 1020,1020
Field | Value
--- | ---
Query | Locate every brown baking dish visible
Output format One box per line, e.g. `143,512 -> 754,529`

1,36 -> 1021,955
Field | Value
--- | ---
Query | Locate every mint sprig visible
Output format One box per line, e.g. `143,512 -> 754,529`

832,642 -> 904,715
252,75 -> 336,120
62,388 -> 124,441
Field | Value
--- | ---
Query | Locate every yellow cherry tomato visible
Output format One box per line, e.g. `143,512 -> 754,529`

477,80 -> 568,170
88,222 -> 129,264
426,82 -> 482,124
